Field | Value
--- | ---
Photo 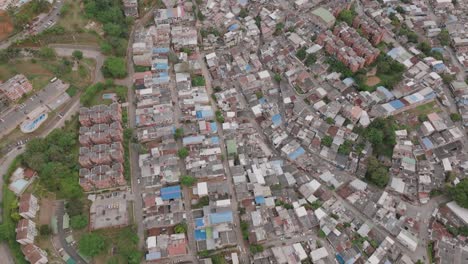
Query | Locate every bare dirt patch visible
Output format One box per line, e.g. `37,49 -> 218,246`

366,76 -> 381,86
38,197 -> 56,225
0,11 -> 14,41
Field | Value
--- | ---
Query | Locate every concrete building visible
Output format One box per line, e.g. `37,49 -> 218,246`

21,244 -> 48,264
311,7 -> 336,28
16,219 -> 37,245
18,193 -> 39,219
0,74 -> 33,102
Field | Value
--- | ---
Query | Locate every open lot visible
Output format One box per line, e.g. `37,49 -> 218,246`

89,191 -> 130,230
0,11 -> 14,41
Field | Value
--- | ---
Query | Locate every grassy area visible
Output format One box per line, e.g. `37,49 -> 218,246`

89,226 -> 142,264
0,156 -> 28,264
0,56 -> 94,91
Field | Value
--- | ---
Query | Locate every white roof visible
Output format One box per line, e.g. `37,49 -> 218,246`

197,182 -> 208,196
314,208 -> 327,221
397,230 -> 418,252
442,158 -> 452,172
216,199 -> 231,207
293,243 -> 308,260
350,179 -> 367,191
446,201 -> 468,225
295,206 -> 307,218
310,247 -> 329,262
146,236 -> 156,248
258,70 -> 270,79
391,177 -> 406,193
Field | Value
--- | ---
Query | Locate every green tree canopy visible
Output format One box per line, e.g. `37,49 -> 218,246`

102,57 -> 127,78
70,215 -> 88,230
449,179 -> 468,208
178,148 -> 189,159
365,157 -> 389,188
72,50 -> 83,60
78,233 -> 106,257
180,175 -> 197,186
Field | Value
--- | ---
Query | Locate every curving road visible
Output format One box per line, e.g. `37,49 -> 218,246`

0,0 -> 65,50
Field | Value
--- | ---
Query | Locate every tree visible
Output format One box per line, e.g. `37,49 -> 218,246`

395,6 -> 405,14
180,175 -> 197,186
338,140 -> 353,155
449,179 -> 468,208
438,29 -> 450,46
174,128 -> 184,140
39,225 -> 52,236
450,113 -> 462,122
178,147 -> 189,159
417,41 -> 432,56
274,73 -> 282,83
174,222 -> 187,234
239,8 -> 248,18
296,48 -> 307,61
66,198 -> 84,217
102,57 -> 127,78
249,244 -> 264,254
337,9 -> 356,25
215,110 -> 225,123
325,117 -> 335,125
365,157 -> 389,188
78,233 -> 106,257
321,135 -> 333,147
70,215 -> 88,230
304,54 -> 317,67
72,50 -> 83,60
38,47 -> 56,59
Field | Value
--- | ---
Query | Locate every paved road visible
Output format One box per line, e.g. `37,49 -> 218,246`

124,3 -> 165,252
56,201 -> 87,264
198,53 -> 250,263
0,0 -> 65,50
50,44 -> 105,83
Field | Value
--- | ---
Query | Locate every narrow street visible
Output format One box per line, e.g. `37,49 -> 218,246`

56,201 -> 87,264
198,54 -> 250,263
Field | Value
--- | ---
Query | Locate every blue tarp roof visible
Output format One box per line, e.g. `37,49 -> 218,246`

228,24 -> 239,31
288,147 -> 305,161
422,137 -> 434,149
210,211 -> 233,224
336,254 -> 345,264
153,47 -> 170,53
245,64 -> 252,72
424,92 -> 436,100
195,229 -> 207,241
210,136 -> 220,145
154,63 -> 169,70
255,196 -> 265,204
183,135 -> 205,145
272,114 -> 282,126
258,98 -> 266,104
377,86 -> 394,99
210,122 -> 217,132
196,110 -> 214,119
342,77 -> 355,87
433,64 -> 446,71
161,185 -> 181,200
389,100 -> 405,109
146,252 -> 161,261
195,218 -> 204,228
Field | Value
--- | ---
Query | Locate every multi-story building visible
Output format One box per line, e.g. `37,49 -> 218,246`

21,244 -> 48,264
0,74 -> 33,102
16,219 -> 37,245
18,193 -> 39,220
78,103 -> 122,127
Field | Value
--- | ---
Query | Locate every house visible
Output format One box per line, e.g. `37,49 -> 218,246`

16,219 -> 37,245
0,74 -> 33,101
19,193 -> 39,219
311,7 -> 336,28
21,244 -> 48,264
